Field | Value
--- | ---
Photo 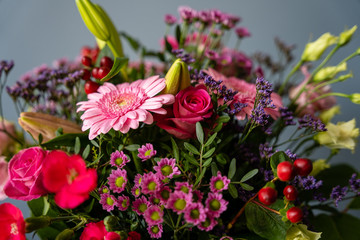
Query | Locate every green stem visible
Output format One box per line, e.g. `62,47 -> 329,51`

278,60 -> 303,95
310,45 -> 340,79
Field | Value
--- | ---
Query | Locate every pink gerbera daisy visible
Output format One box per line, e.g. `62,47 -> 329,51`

144,205 -> 164,226
132,196 -> 151,215
138,143 -> 157,161
210,171 -> 230,193
99,193 -> 117,212
117,195 -> 130,211
110,150 -> 130,168
205,193 -> 228,218
108,169 -> 128,193
153,158 -> 180,180
184,202 -> 206,226
77,76 -> 175,140
147,224 -> 163,239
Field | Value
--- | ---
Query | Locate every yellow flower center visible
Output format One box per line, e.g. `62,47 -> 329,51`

215,180 -> 224,190
115,176 -> 125,188
174,199 -> 186,210
161,165 -> 173,176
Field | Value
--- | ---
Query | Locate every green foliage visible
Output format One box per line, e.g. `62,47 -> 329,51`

270,151 -> 290,177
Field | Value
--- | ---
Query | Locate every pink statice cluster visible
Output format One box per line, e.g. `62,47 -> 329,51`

98,143 -> 231,239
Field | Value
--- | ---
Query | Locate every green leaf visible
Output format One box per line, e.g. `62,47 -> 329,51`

171,137 -> 180,162
348,196 -> 360,209
245,202 -> 291,240
228,158 -> 236,179
164,36 -> 173,53
213,122 -> 223,132
74,137 -> 81,154
286,224 -> 321,240
27,197 -> 50,217
311,213 -> 360,240
194,167 -> 207,186
203,158 -> 212,167
175,25 -> 181,43
240,182 -> 254,191
211,162 -> 218,176
184,142 -> 200,155
215,115 -> 230,123
101,57 -> 128,81
203,147 -> 216,159
91,139 -> 100,148
41,133 -> 89,149
228,183 -> 239,198
216,153 -> 228,165
270,151 -> 289,177
106,142 -> 113,155
82,144 -> 91,159
184,153 -> 199,166
241,169 -> 259,183
204,132 -> 217,147
196,122 -> 204,145
119,31 -> 140,52
125,144 -> 140,152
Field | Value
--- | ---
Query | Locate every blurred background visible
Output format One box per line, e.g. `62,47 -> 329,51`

1,0 -> 360,238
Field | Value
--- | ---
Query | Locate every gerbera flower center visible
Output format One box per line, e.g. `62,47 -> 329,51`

151,211 -> 161,221
106,197 -> 114,206
210,199 -> 221,211
115,157 -> 124,165
147,181 -> 157,191
190,209 -> 200,219
174,199 -> 186,210
215,180 -> 224,190
139,203 -> 147,213
115,176 -> 125,187
151,225 -> 159,234
161,165 -> 173,176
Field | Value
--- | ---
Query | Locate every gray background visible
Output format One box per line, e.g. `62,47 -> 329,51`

1,0 -> 360,238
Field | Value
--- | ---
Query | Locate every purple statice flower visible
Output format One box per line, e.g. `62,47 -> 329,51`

210,171 -> 231,193
184,202 -> 206,226
197,210 -> 218,232
164,14 -> 177,25
110,150 -> 130,168
138,143 -> 157,161
174,182 -> 193,195
204,75 -> 223,91
108,169 -> 128,193
330,185 -> 348,207
313,192 -> 327,202
298,114 -> 327,132
167,190 -> 193,214
147,224 -> 163,239
144,205 -> 164,226
235,27 -> 251,38
205,193 -> 228,218
218,85 -> 238,102
280,107 -> 296,126
226,102 -> 248,115
237,187 -> 255,202
0,60 -> 14,75
100,193 -> 118,212
251,105 -> 269,126
153,158 -> 180,180
156,185 -> 172,204
117,195 -> 130,211
190,69 -> 205,82
349,173 -> 360,195
237,144 -> 260,166
285,149 -> 297,160
295,176 -> 323,190
171,49 -> 195,64
263,169 -> 274,182
259,142 -> 274,159
141,172 -> 161,195
132,196 -> 151,216
178,6 -> 197,23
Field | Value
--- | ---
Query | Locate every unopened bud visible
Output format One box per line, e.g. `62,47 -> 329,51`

25,216 -> 51,233
349,93 -> 360,104
339,25 -> 357,46
313,62 -> 347,82
162,59 -> 191,95
55,229 -> 74,240
301,33 -> 338,62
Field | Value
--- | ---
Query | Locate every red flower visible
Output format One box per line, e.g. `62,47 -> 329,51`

127,231 -> 141,240
0,203 -> 26,240
80,221 -> 121,240
42,150 -> 97,209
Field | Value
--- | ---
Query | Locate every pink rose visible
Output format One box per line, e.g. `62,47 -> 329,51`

0,203 -> 26,240
0,156 -> 9,200
157,85 -> 213,139
80,221 -> 120,240
4,147 -> 48,201
0,119 -> 16,155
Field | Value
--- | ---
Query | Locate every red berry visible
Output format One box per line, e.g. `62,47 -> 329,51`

277,161 -> 295,182
84,81 -> 100,94
283,185 -> 298,201
286,207 -> 303,223
92,67 -> 100,79
81,56 -> 92,67
294,158 -> 313,176
100,56 -> 113,69
98,67 -> 110,79
80,46 -> 92,57
80,69 -> 91,80
258,187 -> 278,205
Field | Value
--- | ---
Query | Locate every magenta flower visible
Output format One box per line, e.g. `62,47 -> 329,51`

138,143 -> 157,161
131,185 -> 141,198
166,190 -> 192,214
149,196 -> 162,205
108,169 -> 128,193
77,76 -> 175,140
153,158 -> 180,180
144,205 -> 164,226
155,185 -> 172,204
110,150 -> 129,168
174,181 -> 193,194
80,221 -> 120,240
100,193 -> 117,212
141,172 -> 161,195
220,236 -> 234,240
164,14 -> 177,25
147,224 -> 163,239
132,196 -> 151,215
98,185 -> 110,194
184,202 -> 206,226
205,193 -> 228,218
235,27 -> 251,38
210,171 -> 230,193
178,6 -> 197,23
117,195 -> 130,211
134,173 -> 143,187
197,210 -> 218,231
192,189 -> 204,202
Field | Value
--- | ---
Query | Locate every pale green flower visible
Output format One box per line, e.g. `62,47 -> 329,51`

310,159 -> 330,176
301,33 -> 338,62
319,105 -> 341,124
313,62 -> 347,82
339,25 -> 357,46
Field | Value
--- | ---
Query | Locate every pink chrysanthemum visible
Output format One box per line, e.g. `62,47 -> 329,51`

117,195 -> 130,211
141,172 -> 161,195
192,190 -> 204,203
184,202 -> 206,226
98,185 -> 110,194
131,185 -> 141,198
220,236 -> 234,240
174,181 -> 193,195
166,190 -> 192,214
99,193 -> 117,212
138,143 -> 157,161
108,169 -> 128,193
153,158 -> 180,180
147,224 -> 163,239
155,185 -> 172,204
197,210 -> 218,232
205,193 -> 228,218
110,150 -> 130,168
77,76 -> 175,140
144,205 -> 164,226
132,196 -> 151,215
134,173 -> 143,187
210,171 -> 230,193
149,196 -> 161,205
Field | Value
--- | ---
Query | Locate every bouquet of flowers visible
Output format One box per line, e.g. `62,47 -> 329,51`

1,1 -> 360,239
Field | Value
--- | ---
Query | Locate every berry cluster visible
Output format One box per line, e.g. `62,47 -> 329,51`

258,158 -> 313,223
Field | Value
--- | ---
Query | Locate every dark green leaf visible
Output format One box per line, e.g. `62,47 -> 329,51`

228,158 -> 236,179
203,158 -> 212,167
82,144 -> 91,159
203,147 -> 216,159
91,140 -> 100,148
348,196 -> 360,209
171,137 -> 180,162
245,202 -> 291,240
125,144 -> 140,152
164,36 -> 173,53
101,57 -> 128,81
184,153 -> 199,166
41,133 -> 89,149
38,133 -> 43,145
215,115 -> 230,123
240,182 -> 254,191
196,122 -> 204,145
74,137 -> 81,154
106,142 -> 113,155
175,25 -> 181,43
216,153 -> 228,165
213,122 -> 223,132
184,142 -> 200,155
119,31 -> 141,52
28,197 -> 50,217
194,167 -> 207,186
211,162 -> 218,176
204,132 -> 217,147
228,183 -> 238,198
241,169 -> 259,183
